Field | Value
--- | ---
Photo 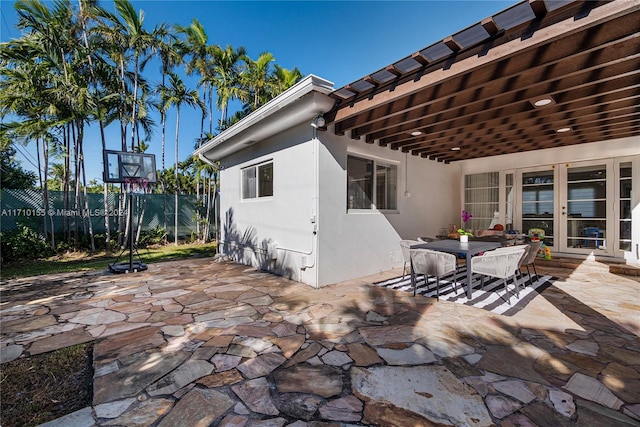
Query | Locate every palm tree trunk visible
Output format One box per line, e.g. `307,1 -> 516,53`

63,125 -> 70,240
99,120 -> 111,246
78,124 -> 95,251
135,191 -> 147,245
208,86 -> 214,134
204,172 -> 212,242
130,54 -> 140,151
196,89 -> 206,239
40,136 -> 55,250
80,147 -> 96,252
161,108 -> 167,243
214,169 -> 219,242
119,55 -> 128,151
174,107 -> 180,245
36,136 -> 47,241
72,122 -> 81,249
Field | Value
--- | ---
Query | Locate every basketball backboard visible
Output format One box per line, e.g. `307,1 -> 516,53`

103,150 -> 157,184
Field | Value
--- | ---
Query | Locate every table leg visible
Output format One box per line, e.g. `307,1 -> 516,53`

410,258 -> 416,296
465,252 -> 473,299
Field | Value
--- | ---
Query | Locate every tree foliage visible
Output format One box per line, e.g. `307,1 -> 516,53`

0,146 -> 37,189
0,0 -> 304,252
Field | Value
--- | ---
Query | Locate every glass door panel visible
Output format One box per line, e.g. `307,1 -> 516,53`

564,164 -> 607,250
558,160 -> 618,255
521,169 -> 555,247
619,162 -> 632,252
505,173 -> 514,231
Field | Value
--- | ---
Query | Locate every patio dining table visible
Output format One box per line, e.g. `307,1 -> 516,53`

411,240 -> 501,299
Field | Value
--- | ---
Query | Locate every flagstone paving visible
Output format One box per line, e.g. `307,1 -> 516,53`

1,256 -> 639,426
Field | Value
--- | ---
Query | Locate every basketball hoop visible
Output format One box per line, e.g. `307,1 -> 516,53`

103,150 -> 157,274
103,150 -> 157,185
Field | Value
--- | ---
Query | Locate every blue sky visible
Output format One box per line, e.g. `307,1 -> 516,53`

1,0 -> 513,182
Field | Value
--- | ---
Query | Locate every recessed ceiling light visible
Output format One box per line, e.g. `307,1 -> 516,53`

534,99 -> 552,106
451,147 -> 461,151
530,96 -> 556,108
411,131 -> 423,136
556,127 -> 571,133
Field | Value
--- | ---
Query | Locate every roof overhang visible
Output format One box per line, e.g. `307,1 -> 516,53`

326,0 -> 640,163
195,75 -> 335,164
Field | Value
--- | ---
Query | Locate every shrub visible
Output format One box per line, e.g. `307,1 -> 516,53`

139,227 -> 167,247
0,223 -> 52,262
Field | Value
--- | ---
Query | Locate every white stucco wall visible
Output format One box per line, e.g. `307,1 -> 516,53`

219,123 -> 320,286
218,121 -> 462,288
458,137 -> 639,175
315,129 -> 460,286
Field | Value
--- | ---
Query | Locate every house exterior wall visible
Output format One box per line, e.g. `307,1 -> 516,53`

218,122 -> 320,286
217,121 -> 461,288
315,130 -> 460,286
218,124 -> 638,289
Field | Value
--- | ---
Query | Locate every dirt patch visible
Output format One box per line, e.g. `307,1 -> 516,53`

0,343 -> 94,427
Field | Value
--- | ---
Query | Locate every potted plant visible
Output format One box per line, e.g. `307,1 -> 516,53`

457,228 -> 473,243
459,210 -> 473,242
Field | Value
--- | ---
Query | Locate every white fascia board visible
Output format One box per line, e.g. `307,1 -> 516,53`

194,74 -> 335,164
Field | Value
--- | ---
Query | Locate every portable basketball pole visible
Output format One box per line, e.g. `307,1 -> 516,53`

108,188 -> 148,273
103,150 -> 156,274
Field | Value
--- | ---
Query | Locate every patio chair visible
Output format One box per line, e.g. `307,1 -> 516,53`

417,236 -> 464,274
490,244 -> 531,284
399,240 -> 421,280
409,248 -> 457,299
470,246 -> 527,305
584,227 -> 602,248
521,240 -> 542,285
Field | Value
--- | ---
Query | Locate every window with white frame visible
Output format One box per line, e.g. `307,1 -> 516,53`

464,172 -> 499,229
347,155 -> 397,210
242,161 -> 273,199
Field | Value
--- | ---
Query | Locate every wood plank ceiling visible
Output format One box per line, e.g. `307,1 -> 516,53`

325,0 -> 640,163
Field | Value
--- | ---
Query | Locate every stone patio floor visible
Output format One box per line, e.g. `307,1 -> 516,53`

1,256 -> 639,426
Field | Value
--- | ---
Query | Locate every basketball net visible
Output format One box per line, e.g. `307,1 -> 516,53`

124,177 -> 150,194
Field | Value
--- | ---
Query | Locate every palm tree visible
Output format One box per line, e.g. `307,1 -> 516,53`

175,18 -> 212,143
3,0 -> 87,249
111,0 -> 155,152
153,23 -> 182,239
269,65 -> 303,96
161,72 -> 204,244
174,19 -> 212,239
243,52 -> 275,109
210,44 -> 247,128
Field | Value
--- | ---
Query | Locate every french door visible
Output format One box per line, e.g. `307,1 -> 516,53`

520,166 -> 556,247
517,159 -> 629,257
558,161 -> 613,255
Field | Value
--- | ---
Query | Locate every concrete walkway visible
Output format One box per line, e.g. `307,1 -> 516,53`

1,257 -> 639,426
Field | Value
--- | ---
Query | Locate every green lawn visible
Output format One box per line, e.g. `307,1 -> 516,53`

0,242 -> 217,279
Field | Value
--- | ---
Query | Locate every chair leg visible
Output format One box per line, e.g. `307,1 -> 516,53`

436,276 -> 440,301
525,265 -> 532,286
480,276 -> 485,290
411,268 -> 416,297
532,263 -> 539,281
516,270 -> 526,292
402,262 -> 407,280
503,278 -> 511,305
